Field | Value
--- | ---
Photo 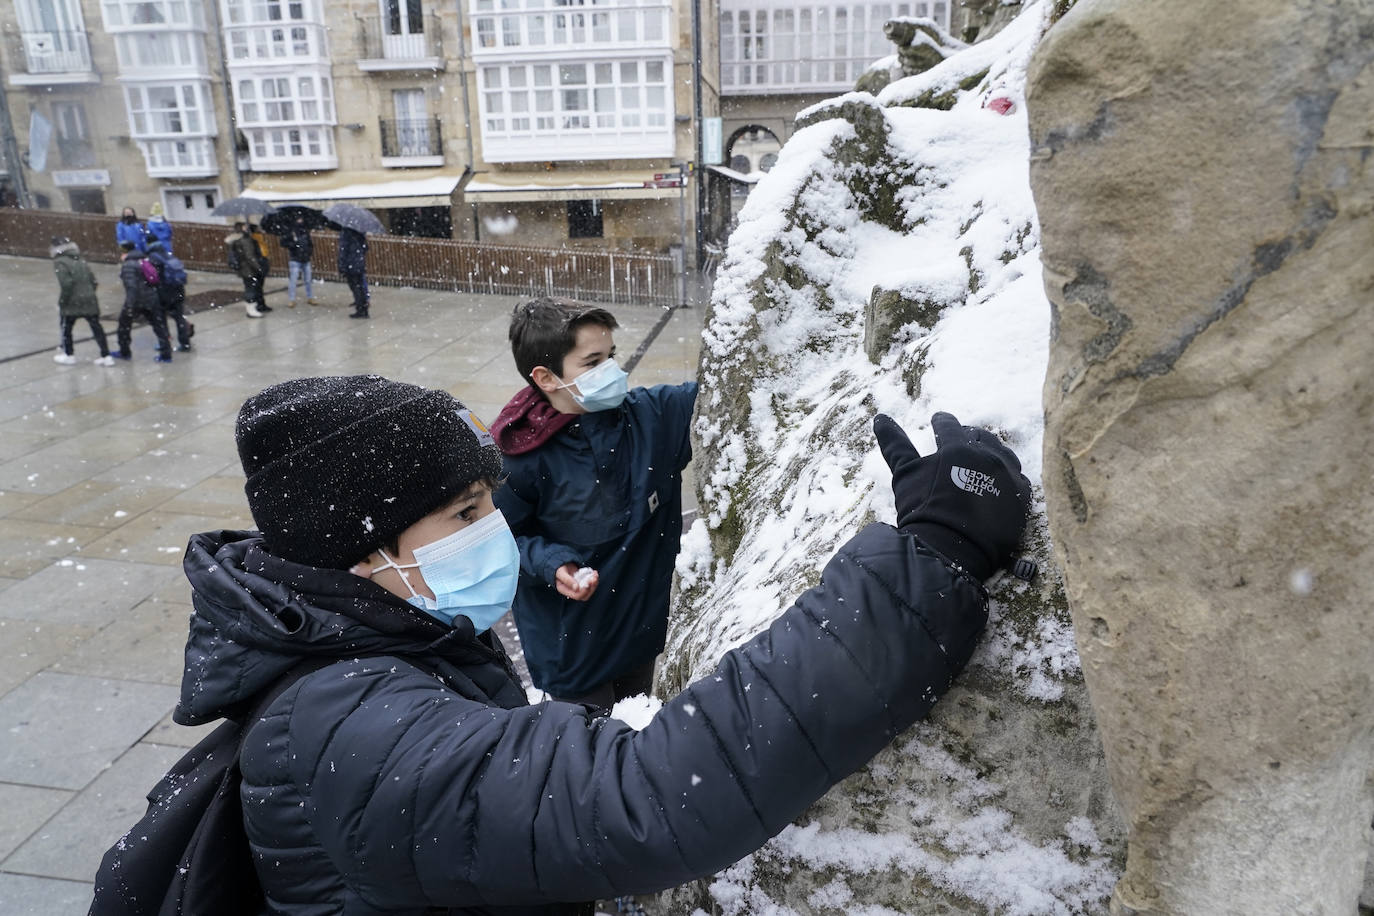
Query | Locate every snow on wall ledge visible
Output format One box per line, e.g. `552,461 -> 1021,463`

654,3 -> 1124,913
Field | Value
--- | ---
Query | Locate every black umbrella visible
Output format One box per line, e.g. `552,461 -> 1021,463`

322,203 -> 386,235
261,205 -> 338,235
211,196 -> 277,218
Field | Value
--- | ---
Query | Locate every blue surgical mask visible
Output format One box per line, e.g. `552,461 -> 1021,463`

557,358 -> 629,412
373,510 -> 519,632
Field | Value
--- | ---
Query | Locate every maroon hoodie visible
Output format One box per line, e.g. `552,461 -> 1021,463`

490,385 -> 577,456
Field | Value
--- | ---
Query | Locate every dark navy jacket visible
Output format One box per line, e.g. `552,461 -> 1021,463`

338,228 -> 368,276
493,383 -> 696,697
176,522 -> 987,915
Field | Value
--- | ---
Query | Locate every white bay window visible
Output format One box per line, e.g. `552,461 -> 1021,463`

479,57 -> 670,160
234,72 -> 337,169
720,0 -> 951,94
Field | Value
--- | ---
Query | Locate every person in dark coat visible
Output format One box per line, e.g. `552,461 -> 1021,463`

172,373 -> 1031,916
114,240 -> 171,362
49,236 -> 113,366
115,206 -> 147,253
145,237 -> 193,352
226,220 -> 270,318
491,297 -> 695,706
337,227 -> 370,318
282,214 -> 317,306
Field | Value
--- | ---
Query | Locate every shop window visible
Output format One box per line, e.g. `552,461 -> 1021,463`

567,199 -> 602,238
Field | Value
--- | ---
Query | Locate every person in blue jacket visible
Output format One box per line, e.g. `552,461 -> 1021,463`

490,297 -> 697,707
144,201 -> 174,252
171,373 -> 1030,915
115,206 -> 146,253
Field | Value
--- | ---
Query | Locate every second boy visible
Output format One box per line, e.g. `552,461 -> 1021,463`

492,297 -> 697,707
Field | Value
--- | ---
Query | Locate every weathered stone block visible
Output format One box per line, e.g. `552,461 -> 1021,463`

1029,1 -> 1374,912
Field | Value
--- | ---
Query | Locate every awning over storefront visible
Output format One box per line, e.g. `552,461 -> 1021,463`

242,168 -> 466,209
705,164 -> 761,185
460,169 -> 687,204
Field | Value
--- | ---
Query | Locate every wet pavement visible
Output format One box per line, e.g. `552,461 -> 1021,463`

0,254 -> 702,914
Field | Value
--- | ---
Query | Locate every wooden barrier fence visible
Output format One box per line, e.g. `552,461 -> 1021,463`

0,209 -> 679,306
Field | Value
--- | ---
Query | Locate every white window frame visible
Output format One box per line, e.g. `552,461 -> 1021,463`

469,0 -> 670,58
160,183 -> 224,220
101,0 -> 206,30
234,72 -> 334,127
124,81 -> 214,138
719,0 -> 950,94
113,29 -> 207,71
478,56 -> 672,161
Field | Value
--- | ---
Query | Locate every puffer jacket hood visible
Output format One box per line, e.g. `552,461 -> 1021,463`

50,240 -> 80,258
176,529 -> 515,725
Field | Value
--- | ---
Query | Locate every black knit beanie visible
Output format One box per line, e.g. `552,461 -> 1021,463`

236,375 -> 503,569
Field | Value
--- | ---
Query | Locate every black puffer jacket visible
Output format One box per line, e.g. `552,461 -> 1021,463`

119,253 -> 160,311
177,523 -> 988,915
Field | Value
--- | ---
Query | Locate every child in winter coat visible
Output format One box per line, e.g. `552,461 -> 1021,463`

491,297 -> 697,707
145,237 -> 194,352
152,374 -> 1030,916
49,236 -> 113,366
115,207 -> 147,253
226,220 -> 271,318
145,201 -> 174,252
114,240 -> 172,362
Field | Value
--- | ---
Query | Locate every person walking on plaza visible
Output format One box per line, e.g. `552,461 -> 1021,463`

338,227 -> 369,318
226,220 -> 270,318
145,201 -> 174,252
282,213 -> 318,307
49,236 -> 114,366
115,206 -> 147,253
145,237 -> 194,352
114,240 -> 172,363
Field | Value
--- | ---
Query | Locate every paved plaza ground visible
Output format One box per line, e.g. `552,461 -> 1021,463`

0,253 -> 702,914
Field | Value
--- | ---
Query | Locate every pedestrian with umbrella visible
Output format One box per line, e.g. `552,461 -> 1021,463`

324,203 -> 384,320
263,206 -> 333,307
226,220 -> 271,319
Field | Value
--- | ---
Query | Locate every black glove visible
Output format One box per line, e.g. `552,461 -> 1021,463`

874,411 -> 1032,581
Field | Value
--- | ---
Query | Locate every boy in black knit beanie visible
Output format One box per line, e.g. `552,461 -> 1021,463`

161,373 -> 1029,916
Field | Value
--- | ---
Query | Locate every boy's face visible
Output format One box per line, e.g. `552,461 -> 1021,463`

534,322 -> 617,414
352,482 -> 496,602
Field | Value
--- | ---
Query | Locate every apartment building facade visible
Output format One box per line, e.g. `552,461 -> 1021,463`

2,0 -> 238,222
717,0 -> 952,165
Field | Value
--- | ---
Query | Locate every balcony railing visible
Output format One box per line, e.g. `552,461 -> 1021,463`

357,13 -> 443,70
9,30 -> 94,78
380,117 -> 443,164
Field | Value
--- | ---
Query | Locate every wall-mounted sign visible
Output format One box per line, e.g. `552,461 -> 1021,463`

702,116 -> 723,165
53,169 -> 111,187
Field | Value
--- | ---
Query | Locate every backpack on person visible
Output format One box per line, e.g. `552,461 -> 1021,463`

88,660 -> 333,916
138,257 -> 160,287
159,254 -> 188,286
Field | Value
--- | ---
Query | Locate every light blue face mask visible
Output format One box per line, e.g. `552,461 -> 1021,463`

558,358 -> 629,412
374,510 -> 519,632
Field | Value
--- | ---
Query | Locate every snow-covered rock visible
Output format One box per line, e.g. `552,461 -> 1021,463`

653,3 -> 1123,913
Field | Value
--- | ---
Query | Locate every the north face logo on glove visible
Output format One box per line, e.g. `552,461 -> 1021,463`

951,466 -> 1000,497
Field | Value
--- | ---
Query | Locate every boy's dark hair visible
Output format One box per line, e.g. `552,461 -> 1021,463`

119,241 -> 136,252
509,296 -> 618,387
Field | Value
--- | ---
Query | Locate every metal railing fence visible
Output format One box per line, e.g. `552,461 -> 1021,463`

0,208 -> 677,306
